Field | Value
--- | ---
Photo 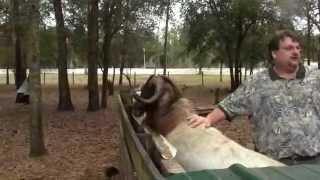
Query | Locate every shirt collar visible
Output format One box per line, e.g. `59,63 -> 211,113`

269,63 -> 305,81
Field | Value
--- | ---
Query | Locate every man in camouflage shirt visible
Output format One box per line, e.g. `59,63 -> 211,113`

188,30 -> 320,165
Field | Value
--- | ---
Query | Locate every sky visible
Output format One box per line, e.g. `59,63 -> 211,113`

156,2 -> 183,37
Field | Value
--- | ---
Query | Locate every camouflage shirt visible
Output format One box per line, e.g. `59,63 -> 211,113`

218,64 -> 320,159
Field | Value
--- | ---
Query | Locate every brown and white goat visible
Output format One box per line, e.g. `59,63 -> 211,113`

131,75 -> 285,171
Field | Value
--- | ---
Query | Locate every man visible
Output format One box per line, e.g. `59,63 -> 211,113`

188,30 -> 320,165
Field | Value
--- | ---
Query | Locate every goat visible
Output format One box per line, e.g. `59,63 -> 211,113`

131,75 -> 285,171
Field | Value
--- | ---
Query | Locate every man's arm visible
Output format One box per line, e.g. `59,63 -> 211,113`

188,74 -> 258,128
188,107 -> 226,128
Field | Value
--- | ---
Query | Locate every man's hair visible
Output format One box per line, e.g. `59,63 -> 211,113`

268,30 -> 300,62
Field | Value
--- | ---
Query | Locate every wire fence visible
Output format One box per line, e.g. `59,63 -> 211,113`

0,71 -> 233,89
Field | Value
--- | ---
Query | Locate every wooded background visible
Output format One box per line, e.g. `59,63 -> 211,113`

1,0 -> 320,157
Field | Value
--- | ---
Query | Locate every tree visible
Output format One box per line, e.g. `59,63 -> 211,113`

184,0 -> 278,91
10,0 -> 27,89
39,28 -> 57,67
87,0 -> 100,111
162,0 -> 170,75
125,31 -> 144,68
24,0 -> 47,157
100,0 -> 125,108
0,1 -> 9,24
65,0 -> 88,67
0,3 -> 13,82
295,0 -> 320,68
305,1 -> 313,66
118,0 -> 131,86
143,35 -> 163,67
275,0 -> 315,65
53,0 -> 74,111
103,0 -> 167,86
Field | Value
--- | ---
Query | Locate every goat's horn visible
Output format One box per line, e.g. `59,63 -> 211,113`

133,77 -> 163,104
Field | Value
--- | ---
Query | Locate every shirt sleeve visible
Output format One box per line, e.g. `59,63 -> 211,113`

218,78 -> 255,120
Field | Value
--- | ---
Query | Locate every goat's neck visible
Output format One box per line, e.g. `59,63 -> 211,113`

154,98 -> 194,136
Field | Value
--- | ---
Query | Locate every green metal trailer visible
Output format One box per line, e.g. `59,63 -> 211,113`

117,93 -> 320,180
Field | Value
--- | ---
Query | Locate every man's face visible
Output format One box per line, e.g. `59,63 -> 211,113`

272,36 -> 301,73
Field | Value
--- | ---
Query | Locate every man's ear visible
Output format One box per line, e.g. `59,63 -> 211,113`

271,51 -> 277,59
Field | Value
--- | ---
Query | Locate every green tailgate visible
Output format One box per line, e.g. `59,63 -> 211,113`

167,164 -> 320,180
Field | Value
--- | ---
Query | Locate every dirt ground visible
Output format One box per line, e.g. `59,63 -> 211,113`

0,85 -> 120,180
0,84 -> 253,180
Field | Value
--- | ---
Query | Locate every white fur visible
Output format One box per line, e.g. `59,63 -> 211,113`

166,122 -> 285,171
161,98 -> 285,171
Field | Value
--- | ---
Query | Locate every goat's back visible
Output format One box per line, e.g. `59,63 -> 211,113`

166,122 -> 285,171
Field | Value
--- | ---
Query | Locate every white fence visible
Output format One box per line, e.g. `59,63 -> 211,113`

0,62 -> 317,75
0,67 -> 265,75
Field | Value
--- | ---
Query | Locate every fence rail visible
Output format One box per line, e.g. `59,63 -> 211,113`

0,67 -> 266,75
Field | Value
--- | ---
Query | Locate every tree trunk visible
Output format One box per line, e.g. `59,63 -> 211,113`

239,63 -> 242,84
318,37 -> 320,69
25,0 -> 46,157
119,60 -> 125,86
87,0 -> 100,111
234,29 -> 244,89
307,8 -> 312,66
6,66 -> 9,85
244,66 -> 247,80
318,0 -> 320,69
219,58 -> 223,82
101,68 -> 109,108
234,61 -> 241,88
101,36 -> 111,108
162,0 -> 170,75
101,0 -> 114,108
120,0 -> 130,86
229,65 -> 236,91
53,0 -> 74,111
11,0 -> 26,89
100,0 -> 123,99
111,66 -> 115,95
198,66 -> 202,75
14,35 -> 26,88
225,45 -> 236,91
250,63 -> 254,75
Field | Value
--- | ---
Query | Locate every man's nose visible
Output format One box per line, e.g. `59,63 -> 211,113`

292,47 -> 300,55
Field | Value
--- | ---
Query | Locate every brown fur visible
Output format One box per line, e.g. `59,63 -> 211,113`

135,75 -> 183,135
155,98 -> 195,135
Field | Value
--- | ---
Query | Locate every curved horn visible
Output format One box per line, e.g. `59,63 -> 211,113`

133,77 -> 164,104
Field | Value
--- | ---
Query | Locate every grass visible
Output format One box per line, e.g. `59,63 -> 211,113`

0,73 -> 231,89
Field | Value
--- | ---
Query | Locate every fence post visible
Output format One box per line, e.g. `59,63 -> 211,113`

134,72 -> 136,87
214,88 -> 220,104
43,72 -> 46,85
201,71 -> 204,87
6,68 -> 9,85
72,72 -> 75,85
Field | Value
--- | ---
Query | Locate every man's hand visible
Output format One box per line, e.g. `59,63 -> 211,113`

187,114 -> 212,128
188,108 -> 226,128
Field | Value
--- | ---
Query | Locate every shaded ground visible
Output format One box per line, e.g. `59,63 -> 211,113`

0,83 -> 252,180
